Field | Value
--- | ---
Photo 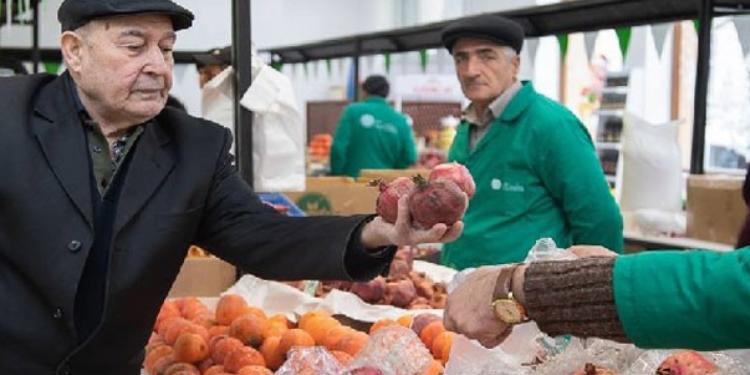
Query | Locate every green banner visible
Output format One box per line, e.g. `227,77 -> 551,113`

556,34 -> 569,58
271,61 -> 283,72
616,27 -> 632,58
325,59 -> 332,77
693,19 -> 700,32
419,50 -> 428,72
384,53 -> 392,73
43,61 -> 61,74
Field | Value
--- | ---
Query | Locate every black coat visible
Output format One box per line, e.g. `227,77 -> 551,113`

737,164 -> 750,248
0,74 -> 390,374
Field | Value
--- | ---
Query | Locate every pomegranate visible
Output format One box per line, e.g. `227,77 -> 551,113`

408,176 -> 467,229
410,313 -> 441,336
374,177 -> 415,224
384,279 -> 417,308
656,351 -> 718,375
388,259 -> 411,280
429,162 -> 476,198
350,277 -> 386,303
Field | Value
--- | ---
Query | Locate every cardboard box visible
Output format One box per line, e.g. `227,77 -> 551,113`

358,169 -> 431,183
686,174 -> 747,245
284,177 -> 379,215
168,257 -> 236,298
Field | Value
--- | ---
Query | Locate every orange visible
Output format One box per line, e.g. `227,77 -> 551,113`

215,294 -> 248,326
278,329 -> 315,357
224,346 -> 266,373
419,321 -> 445,350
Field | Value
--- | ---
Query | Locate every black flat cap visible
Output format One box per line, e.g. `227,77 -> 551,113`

194,46 -> 232,68
58,0 -> 194,32
441,14 -> 524,53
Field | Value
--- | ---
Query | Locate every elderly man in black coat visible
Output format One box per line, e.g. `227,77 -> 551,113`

0,1 -> 463,374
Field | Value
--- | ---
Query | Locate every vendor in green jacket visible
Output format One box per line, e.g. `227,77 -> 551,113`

445,246 -> 750,350
330,75 -> 418,177
440,15 -> 623,268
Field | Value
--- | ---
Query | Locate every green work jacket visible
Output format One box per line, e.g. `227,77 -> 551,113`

330,96 -> 417,178
443,82 -> 623,269
614,247 -> 750,350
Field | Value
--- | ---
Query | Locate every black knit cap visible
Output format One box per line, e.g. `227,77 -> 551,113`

441,14 -> 525,53
362,75 -> 389,98
58,0 -> 194,32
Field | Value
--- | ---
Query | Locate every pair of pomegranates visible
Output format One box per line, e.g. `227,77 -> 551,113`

375,163 -> 475,229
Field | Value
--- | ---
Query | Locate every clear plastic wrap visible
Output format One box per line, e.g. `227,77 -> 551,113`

624,349 -> 750,375
532,339 -> 643,375
443,334 -> 531,375
347,326 -> 433,375
275,346 -> 345,375
523,238 -> 578,262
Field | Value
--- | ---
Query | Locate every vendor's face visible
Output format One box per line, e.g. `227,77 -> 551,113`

65,14 -> 175,124
452,37 -> 519,106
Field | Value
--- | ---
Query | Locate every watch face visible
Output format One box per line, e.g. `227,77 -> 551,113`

493,300 -> 522,324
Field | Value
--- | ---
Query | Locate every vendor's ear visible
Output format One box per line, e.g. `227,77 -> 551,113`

60,30 -> 86,73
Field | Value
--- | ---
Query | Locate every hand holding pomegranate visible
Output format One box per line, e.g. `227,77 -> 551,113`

363,163 -> 474,249
360,195 -> 465,248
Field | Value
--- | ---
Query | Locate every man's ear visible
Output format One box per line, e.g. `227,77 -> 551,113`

511,54 -> 521,78
60,31 -> 85,72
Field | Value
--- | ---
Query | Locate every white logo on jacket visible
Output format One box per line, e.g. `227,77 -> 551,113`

491,178 -> 524,192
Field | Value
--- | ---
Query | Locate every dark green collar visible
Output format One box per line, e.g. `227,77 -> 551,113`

364,95 -> 387,104
499,81 -> 536,123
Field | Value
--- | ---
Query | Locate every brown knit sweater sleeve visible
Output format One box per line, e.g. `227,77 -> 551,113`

522,257 -> 629,342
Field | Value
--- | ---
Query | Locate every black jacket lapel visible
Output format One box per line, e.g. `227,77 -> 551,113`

114,121 -> 175,234
31,75 -> 94,229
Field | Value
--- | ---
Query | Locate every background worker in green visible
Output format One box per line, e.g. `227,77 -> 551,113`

440,14 -> 623,269
330,75 -> 418,177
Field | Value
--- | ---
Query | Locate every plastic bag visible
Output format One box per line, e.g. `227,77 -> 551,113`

275,346 -> 345,375
624,349 -> 750,375
443,334 -> 531,375
523,238 -> 578,262
533,338 -> 642,375
347,326 -> 433,375
619,113 -> 683,213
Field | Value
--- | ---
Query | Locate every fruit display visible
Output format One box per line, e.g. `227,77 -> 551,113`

656,351 -> 718,375
374,162 -> 474,228
302,247 -> 448,310
144,295 -> 449,375
308,134 -> 333,160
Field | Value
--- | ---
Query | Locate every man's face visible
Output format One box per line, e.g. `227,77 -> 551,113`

198,64 -> 226,88
68,14 -> 176,124
452,37 -> 520,106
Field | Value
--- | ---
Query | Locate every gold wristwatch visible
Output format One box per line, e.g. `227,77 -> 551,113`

491,265 -> 529,324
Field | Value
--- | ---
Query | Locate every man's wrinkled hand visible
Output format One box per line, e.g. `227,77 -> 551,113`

567,245 -> 618,258
444,266 -> 511,348
361,195 -> 464,248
